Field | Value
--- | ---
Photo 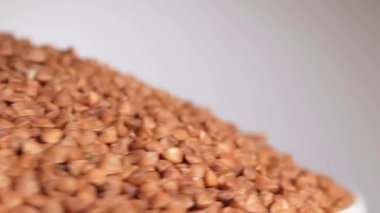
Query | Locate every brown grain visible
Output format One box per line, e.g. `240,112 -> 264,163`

0,33 -> 353,212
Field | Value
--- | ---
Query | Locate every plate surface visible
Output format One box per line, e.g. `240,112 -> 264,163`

341,193 -> 366,213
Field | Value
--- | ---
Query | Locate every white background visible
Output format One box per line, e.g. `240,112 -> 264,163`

1,0 -> 379,211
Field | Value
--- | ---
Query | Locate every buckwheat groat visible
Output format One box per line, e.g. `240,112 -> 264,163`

0,33 -> 353,212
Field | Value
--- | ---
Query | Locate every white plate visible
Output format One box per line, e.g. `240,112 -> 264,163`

341,193 -> 367,213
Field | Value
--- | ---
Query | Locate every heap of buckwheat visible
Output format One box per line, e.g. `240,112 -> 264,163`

0,33 -> 353,213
